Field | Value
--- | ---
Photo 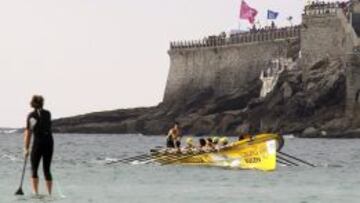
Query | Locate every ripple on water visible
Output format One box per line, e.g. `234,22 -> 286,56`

2,134 -> 360,203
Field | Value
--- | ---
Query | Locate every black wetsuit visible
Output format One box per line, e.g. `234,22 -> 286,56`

166,137 -> 180,148
26,109 -> 53,181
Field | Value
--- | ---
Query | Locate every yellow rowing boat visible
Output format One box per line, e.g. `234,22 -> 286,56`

154,134 -> 283,171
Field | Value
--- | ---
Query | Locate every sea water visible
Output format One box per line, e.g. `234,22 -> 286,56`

1,133 -> 360,203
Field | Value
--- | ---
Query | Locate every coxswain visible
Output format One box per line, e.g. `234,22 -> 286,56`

166,122 -> 182,151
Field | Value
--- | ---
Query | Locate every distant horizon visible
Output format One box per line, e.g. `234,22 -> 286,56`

0,0 -> 346,128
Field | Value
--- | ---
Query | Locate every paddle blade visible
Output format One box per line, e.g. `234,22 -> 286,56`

15,187 -> 24,195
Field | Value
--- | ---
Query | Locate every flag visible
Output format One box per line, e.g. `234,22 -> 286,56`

240,0 -> 258,24
267,10 -> 279,20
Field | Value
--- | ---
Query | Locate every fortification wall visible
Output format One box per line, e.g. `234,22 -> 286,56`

163,27 -> 300,103
163,2 -> 360,107
301,3 -> 358,79
346,50 -> 360,125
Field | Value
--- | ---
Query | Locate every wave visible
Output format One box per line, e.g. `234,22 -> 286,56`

1,154 -> 19,161
0,129 -> 19,134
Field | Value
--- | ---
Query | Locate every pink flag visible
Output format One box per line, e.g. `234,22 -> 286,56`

239,0 -> 258,24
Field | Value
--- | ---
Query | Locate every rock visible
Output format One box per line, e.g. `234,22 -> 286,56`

281,82 -> 293,99
235,123 -> 250,135
321,117 -> 351,132
302,127 -> 319,137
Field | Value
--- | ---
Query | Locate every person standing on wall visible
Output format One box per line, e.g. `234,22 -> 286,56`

24,95 -> 54,195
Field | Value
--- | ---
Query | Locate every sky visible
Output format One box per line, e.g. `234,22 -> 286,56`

0,0 -> 343,127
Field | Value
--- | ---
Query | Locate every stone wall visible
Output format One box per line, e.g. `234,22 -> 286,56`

346,50 -> 360,124
301,3 -> 359,79
163,27 -> 300,103
301,1 -> 360,124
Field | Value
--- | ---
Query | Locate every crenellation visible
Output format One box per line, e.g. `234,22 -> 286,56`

304,1 -> 350,16
169,26 -> 301,50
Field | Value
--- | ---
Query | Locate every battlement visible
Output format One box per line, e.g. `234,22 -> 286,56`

304,1 -> 350,16
169,26 -> 301,50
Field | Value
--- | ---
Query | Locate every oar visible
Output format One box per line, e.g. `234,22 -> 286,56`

157,152 -> 190,163
15,156 -> 28,195
107,148 -> 167,165
276,159 -> 291,166
106,153 -> 152,165
126,152 -> 168,164
123,148 -> 173,163
139,149 -> 197,164
143,151 -> 187,164
277,155 -> 299,166
278,151 -> 316,167
160,150 -> 207,165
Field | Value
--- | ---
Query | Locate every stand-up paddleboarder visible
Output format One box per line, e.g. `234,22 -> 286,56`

24,95 -> 54,195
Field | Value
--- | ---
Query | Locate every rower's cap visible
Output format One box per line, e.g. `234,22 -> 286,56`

219,137 -> 229,144
212,137 -> 219,143
186,137 -> 193,144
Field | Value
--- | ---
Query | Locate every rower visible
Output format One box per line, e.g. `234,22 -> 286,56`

239,133 -> 252,141
185,137 -> 194,148
205,138 -> 215,150
212,137 -> 219,145
212,137 -> 220,150
198,138 -> 207,152
219,137 -> 229,148
166,122 -> 182,151
183,137 -> 196,153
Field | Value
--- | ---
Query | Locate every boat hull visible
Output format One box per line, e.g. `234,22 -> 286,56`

154,134 -> 281,171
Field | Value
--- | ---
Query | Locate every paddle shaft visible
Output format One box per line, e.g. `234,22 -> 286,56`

15,156 -> 28,195
20,157 -> 27,186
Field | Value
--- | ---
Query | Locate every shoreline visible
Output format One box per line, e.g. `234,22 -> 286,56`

3,131 -> 360,139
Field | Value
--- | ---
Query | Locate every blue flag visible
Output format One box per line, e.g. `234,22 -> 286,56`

267,10 -> 279,20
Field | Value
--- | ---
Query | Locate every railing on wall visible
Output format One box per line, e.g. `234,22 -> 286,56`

170,26 -> 301,50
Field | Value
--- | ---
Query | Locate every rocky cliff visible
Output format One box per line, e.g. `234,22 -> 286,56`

53,3 -> 360,137
53,55 -> 356,136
